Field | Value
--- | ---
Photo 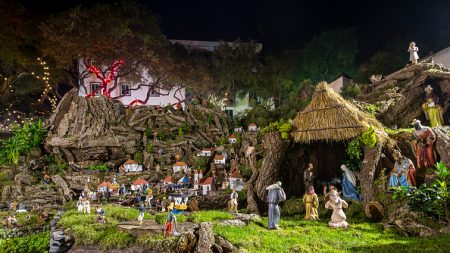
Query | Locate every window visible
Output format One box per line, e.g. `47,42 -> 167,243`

90,82 -> 101,96
149,87 -> 160,97
121,83 -> 131,96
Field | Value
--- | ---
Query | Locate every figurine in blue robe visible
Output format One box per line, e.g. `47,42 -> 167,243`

340,164 -> 361,201
266,181 -> 286,229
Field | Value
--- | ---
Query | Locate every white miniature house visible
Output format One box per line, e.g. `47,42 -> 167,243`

200,177 -> 213,196
198,147 -> 213,157
229,170 -> 244,191
173,161 -> 189,174
248,123 -> 258,131
123,160 -> 143,173
228,134 -> 237,144
163,176 -> 175,185
214,154 -> 226,165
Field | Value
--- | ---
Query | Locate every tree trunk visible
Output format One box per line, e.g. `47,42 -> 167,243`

246,132 -> 290,214
359,140 -> 384,204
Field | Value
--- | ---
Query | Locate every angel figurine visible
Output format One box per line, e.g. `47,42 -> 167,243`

408,41 -> 419,64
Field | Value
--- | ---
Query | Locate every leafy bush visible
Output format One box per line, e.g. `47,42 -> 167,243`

0,232 -> 49,253
133,151 -> 143,164
261,118 -> 292,139
392,162 -> 450,223
361,126 -> 377,148
146,143 -> 154,153
87,164 -> 109,171
0,119 -> 47,165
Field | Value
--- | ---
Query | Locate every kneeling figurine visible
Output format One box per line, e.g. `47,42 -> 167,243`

325,190 -> 348,228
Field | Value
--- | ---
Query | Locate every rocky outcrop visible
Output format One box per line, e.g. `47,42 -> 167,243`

434,128 -> 450,167
51,175 -> 75,202
359,63 -> 450,128
46,89 -> 229,170
197,222 -> 214,253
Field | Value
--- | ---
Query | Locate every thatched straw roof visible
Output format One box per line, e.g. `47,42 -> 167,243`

292,82 -> 382,143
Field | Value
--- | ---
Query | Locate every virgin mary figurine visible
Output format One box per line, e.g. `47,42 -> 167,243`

340,165 -> 360,201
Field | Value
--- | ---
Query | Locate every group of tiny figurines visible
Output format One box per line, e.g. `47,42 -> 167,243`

3,201 -> 49,230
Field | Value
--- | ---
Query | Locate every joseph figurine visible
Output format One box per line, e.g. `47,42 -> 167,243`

266,181 -> 286,230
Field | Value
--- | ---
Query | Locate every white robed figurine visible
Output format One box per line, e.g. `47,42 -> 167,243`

325,190 -> 349,228
408,41 -> 419,64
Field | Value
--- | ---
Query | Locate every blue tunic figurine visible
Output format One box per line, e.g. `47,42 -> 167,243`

389,150 -> 416,190
266,181 -> 286,230
340,165 -> 360,201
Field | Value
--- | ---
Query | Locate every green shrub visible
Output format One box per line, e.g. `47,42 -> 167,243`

0,119 -> 47,165
87,164 -> 109,171
48,154 -> 68,174
133,151 -> 144,164
146,143 -> 154,153
0,232 -> 49,253
261,118 -> 292,139
282,197 -> 305,215
361,126 -> 377,148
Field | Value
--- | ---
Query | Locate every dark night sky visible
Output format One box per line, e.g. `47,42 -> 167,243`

17,0 -> 450,61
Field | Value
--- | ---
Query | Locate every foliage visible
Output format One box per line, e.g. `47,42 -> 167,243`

190,210 -> 234,223
103,205 -> 154,222
0,232 -> 49,253
346,137 -> 363,161
155,213 -> 187,225
195,157 -> 208,170
146,143 -> 154,153
214,214 -> 450,253
239,164 -> 253,178
47,154 -> 68,174
87,164 -> 109,171
261,118 -> 292,139
133,151 -> 144,164
392,162 -> 450,223
384,127 -> 414,135
0,119 -> 47,165
363,104 -> 379,116
361,126 -> 377,148
341,83 -> 361,99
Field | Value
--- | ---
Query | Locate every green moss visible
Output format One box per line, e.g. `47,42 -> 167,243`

0,232 -> 49,253
190,210 -> 234,223
155,213 -> 187,225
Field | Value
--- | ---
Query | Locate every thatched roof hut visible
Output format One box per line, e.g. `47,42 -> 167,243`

292,82 -> 382,143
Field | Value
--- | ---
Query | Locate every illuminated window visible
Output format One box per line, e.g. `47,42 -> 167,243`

90,82 -> 101,96
121,83 -> 131,96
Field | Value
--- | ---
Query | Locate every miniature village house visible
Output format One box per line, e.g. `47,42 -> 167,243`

163,175 -> 175,185
248,123 -> 258,131
228,134 -> 237,144
98,181 -> 111,192
123,159 -> 143,173
193,170 -> 203,190
200,177 -> 213,196
214,154 -> 226,165
229,170 -> 244,190
198,147 -> 213,157
328,73 -> 354,93
173,161 -> 189,174
133,178 -> 148,190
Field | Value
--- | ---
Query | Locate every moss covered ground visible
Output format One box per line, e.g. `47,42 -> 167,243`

55,203 -> 450,252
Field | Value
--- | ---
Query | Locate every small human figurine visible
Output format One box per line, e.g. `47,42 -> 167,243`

43,173 -> 50,184
7,215 -> 18,228
408,41 -> 419,64
146,193 -> 153,209
164,203 -> 177,238
323,184 -> 338,203
121,184 -> 126,196
229,189 -> 239,214
10,201 -> 17,211
138,203 -> 145,225
266,181 -> 286,230
389,150 -> 416,189
340,165 -> 361,201
411,119 -> 436,169
25,213 -> 31,225
325,190 -> 349,228
303,186 -> 319,220
303,163 -> 315,190
77,197 -> 83,213
422,85 -> 444,127
96,204 -> 106,223
83,199 -> 91,214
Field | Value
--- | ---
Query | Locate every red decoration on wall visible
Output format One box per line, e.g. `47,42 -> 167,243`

85,60 -> 124,98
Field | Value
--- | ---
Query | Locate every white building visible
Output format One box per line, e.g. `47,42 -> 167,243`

198,148 -> 213,157
214,154 -> 226,165
224,93 -> 275,118
173,161 -> 189,174
422,46 -> 450,68
328,73 -> 353,93
200,177 -> 213,196
229,170 -> 245,191
228,134 -> 237,144
248,123 -> 258,132
123,160 -> 143,173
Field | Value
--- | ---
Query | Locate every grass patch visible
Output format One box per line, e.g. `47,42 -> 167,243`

136,234 -> 178,252
190,210 -> 234,223
0,232 -> 49,253
104,204 -> 154,221
214,216 -> 450,253
155,213 -> 187,225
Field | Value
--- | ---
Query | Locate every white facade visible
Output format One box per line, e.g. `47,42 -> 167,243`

198,148 -> 212,157
201,184 -> 211,196
423,46 -> 450,68
228,135 -> 237,144
78,61 -> 185,108
329,75 -> 353,93
214,155 -> 226,165
124,164 -> 143,173
234,127 -> 244,133
248,124 -> 258,131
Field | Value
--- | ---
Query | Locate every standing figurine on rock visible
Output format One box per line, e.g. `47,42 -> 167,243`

408,41 -> 419,64
229,189 -> 239,214
325,190 -> 349,228
266,181 -> 286,230
411,119 -> 436,169
303,186 -> 319,220
164,203 -> 177,237
422,85 -> 444,127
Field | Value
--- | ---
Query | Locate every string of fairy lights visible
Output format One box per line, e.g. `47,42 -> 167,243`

0,57 -> 57,132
